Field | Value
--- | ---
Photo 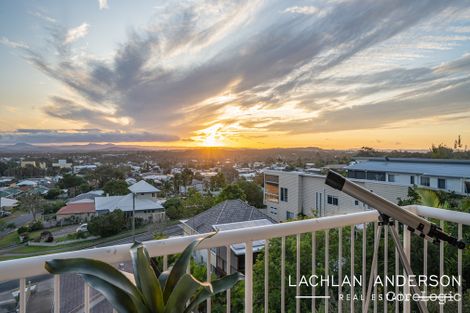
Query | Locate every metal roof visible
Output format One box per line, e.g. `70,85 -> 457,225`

95,194 -> 164,212
184,199 -> 276,234
346,159 -> 470,178
128,180 -> 160,193
213,219 -> 273,255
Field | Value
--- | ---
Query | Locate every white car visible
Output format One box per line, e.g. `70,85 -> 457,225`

76,223 -> 88,233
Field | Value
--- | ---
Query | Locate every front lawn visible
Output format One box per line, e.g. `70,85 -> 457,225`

0,232 -> 19,249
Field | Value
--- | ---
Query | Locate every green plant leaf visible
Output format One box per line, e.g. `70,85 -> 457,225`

183,272 -> 244,313
163,274 -> 212,313
81,274 -> 138,313
45,258 -> 148,313
162,232 -> 216,302
130,243 -> 164,313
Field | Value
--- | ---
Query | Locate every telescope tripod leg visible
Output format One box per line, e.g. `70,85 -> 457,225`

363,224 -> 382,313
389,224 -> 428,313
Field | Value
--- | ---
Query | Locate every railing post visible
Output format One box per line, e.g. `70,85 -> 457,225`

439,221 -> 444,313
54,275 -> 60,313
403,225 -> 411,313
296,234 -> 300,313
458,223 -> 462,313
312,232 -> 316,313
226,245 -> 232,313
281,236 -> 285,313
207,249 -> 212,313
265,239 -> 269,313
84,282 -> 90,313
245,241 -> 253,313
19,278 -> 26,313
350,226 -> 355,313
338,227 -> 342,313
325,229 -> 329,313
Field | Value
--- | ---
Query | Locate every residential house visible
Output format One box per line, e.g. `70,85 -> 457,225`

56,199 -> 96,222
20,161 -> 46,169
263,169 -> 409,222
0,197 -> 18,210
346,157 -> 470,195
95,180 -> 165,222
67,190 -> 104,204
180,199 -> 276,274
52,159 -> 72,169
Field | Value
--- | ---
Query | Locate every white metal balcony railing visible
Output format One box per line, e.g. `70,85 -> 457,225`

0,205 -> 468,313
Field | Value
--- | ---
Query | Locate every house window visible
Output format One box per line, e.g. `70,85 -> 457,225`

465,181 -> 470,194
366,171 -> 386,181
280,187 -> 288,202
348,170 -> 365,179
286,211 -> 295,220
327,195 -> 339,206
388,174 -> 395,182
410,176 -> 415,185
315,192 -> 323,213
270,207 -> 277,215
265,175 -> 279,203
438,178 -> 446,189
354,200 -> 359,206
420,176 -> 430,187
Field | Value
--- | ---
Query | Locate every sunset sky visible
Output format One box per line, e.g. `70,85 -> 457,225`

1,0 -> 470,149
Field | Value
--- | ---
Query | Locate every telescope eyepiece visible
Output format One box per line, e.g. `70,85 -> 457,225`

325,170 -> 346,191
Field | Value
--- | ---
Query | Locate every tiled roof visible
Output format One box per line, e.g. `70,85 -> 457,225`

184,199 -> 276,234
57,202 -> 95,215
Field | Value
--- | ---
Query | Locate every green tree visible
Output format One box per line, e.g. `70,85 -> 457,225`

236,180 -> 264,208
58,174 -> 85,189
181,168 -> 194,188
217,184 -> 246,203
19,193 -> 45,220
88,210 -> 126,237
103,179 -> 129,196
45,188 -> 62,200
429,144 -> 454,159
90,165 -> 127,187
221,166 -> 239,184
164,197 -> 184,219
210,172 -> 226,190
182,188 -> 215,217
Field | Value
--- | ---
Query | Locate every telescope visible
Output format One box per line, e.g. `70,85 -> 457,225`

325,170 -> 465,249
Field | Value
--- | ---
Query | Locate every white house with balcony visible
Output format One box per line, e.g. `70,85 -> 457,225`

346,157 -> 470,195
264,169 -> 409,222
95,180 -> 165,222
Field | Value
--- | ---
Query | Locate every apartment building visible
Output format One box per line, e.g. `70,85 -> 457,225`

346,158 -> 470,195
264,170 -> 409,222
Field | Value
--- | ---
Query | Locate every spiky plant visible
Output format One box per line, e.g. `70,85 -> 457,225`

416,188 -> 441,208
45,233 -> 243,313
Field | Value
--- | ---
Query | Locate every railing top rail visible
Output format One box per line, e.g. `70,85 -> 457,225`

407,205 -> 470,226
0,205 -> 468,281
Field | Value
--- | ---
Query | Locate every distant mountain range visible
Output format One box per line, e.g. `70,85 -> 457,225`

0,142 -> 175,153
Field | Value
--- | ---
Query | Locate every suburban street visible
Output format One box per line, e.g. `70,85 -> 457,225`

0,213 -> 33,238
0,223 -> 182,313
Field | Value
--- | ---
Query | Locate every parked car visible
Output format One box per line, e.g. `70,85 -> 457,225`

0,211 -> 11,218
76,223 -> 88,233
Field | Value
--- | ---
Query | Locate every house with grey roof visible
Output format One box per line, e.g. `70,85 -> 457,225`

95,180 -> 165,222
180,199 -> 275,274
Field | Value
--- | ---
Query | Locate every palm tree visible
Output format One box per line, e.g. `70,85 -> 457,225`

416,188 -> 440,207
